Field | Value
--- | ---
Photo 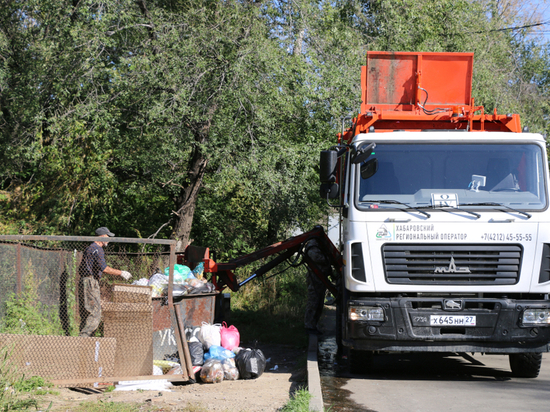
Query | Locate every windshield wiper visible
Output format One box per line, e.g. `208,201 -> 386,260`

431,205 -> 480,219
461,202 -> 532,219
367,200 -> 431,218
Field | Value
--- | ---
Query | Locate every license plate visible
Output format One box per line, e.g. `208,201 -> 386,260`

430,315 -> 476,326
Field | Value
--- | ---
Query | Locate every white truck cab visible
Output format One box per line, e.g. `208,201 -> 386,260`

321,52 -> 550,377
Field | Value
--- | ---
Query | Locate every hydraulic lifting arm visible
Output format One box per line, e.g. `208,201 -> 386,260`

202,226 -> 342,295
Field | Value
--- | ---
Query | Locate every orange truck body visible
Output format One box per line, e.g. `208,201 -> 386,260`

342,51 -> 521,143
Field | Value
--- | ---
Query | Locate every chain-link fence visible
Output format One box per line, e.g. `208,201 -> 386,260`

0,235 -> 215,387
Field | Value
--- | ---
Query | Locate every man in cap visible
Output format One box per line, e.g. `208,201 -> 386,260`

78,227 -> 132,337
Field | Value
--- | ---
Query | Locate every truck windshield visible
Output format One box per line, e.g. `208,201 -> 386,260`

357,143 -> 547,211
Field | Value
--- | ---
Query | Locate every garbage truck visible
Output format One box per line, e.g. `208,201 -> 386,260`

318,51 -> 550,378
203,51 -> 550,378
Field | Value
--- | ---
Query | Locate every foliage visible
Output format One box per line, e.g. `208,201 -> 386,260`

70,400 -> 159,412
62,252 -> 80,336
279,388 -> 313,412
0,346 -> 56,411
0,292 -> 62,336
230,265 -> 309,347
0,0 -> 334,253
0,264 -> 64,335
13,376 -> 56,396
0,0 -> 549,256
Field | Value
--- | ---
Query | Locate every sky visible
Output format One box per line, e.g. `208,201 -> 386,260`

525,0 -> 550,40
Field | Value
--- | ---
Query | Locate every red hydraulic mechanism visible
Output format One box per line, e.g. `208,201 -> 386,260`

202,226 -> 342,295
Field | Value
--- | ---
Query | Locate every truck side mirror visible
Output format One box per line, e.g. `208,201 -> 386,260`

320,150 -> 339,200
320,183 -> 339,199
361,158 -> 378,179
320,150 -> 337,183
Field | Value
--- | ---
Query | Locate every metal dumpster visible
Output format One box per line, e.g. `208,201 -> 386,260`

152,293 -> 217,360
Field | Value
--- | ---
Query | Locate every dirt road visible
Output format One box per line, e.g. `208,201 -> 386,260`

40,343 -> 307,412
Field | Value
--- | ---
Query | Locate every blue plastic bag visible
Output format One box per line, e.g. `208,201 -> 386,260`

192,262 -> 205,278
204,345 -> 236,361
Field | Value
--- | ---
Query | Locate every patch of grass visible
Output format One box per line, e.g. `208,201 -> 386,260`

279,388 -> 311,412
13,375 -> 55,394
104,385 -> 116,393
0,263 -> 65,336
0,347 -> 46,410
70,400 -> 160,412
179,403 -> 209,412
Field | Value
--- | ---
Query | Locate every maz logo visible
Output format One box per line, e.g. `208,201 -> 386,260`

434,257 -> 471,274
444,299 -> 462,310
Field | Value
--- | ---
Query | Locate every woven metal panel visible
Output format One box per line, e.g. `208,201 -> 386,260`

0,235 -> 198,386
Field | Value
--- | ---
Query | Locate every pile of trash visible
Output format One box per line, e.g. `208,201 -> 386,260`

157,322 -> 266,384
132,262 -> 216,297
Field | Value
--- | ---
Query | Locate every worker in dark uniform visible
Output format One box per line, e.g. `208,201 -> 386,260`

304,238 -> 333,335
78,227 -> 132,337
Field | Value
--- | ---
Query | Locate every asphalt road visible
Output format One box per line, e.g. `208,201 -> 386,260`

317,308 -> 550,412
338,352 -> 550,412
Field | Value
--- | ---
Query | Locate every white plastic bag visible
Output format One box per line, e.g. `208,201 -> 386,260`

198,322 -> 221,349
148,273 -> 168,297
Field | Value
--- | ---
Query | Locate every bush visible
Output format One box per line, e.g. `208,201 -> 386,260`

230,265 -> 309,347
0,291 -> 63,336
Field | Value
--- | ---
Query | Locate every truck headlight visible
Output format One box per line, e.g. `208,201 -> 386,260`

349,306 -> 384,322
522,309 -> 550,325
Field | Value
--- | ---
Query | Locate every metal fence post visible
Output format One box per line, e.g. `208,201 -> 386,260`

16,243 -> 22,295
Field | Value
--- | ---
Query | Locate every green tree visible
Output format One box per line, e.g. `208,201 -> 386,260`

1,0 -> 548,257
0,0 -> 334,251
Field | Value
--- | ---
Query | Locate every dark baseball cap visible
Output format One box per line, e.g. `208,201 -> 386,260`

96,227 -> 115,237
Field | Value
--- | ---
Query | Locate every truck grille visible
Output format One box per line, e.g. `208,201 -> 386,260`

382,244 -> 522,285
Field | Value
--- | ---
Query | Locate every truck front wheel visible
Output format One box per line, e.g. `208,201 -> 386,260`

509,353 -> 543,378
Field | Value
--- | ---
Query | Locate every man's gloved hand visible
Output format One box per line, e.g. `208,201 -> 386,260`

121,270 -> 132,280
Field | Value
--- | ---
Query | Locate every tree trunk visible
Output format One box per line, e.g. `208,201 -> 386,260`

172,147 -> 208,252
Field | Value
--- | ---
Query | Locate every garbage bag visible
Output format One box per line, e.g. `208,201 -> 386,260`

235,348 -> 266,379
172,284 -> 192,297
132,278 -> 149,286
188,341 -> 204,366
186,278 -> 203,288
148,273 -> 168,297
200,359 -> 224,383
164,264 -> 191,283
185,326 -> 201,342
204,345 -> 235,361
192,262 -> 204,279
153,360 -> 179,374
198,322 -> 221,349
221,322 -> 240,351
221,358 -> 239,381
188,282 -> 215,294
167,365 -> 183,375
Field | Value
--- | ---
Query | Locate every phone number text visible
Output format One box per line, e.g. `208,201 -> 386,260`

481,233 -> 533,242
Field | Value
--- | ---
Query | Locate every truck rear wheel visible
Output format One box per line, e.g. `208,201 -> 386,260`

509,353 -> 543,378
